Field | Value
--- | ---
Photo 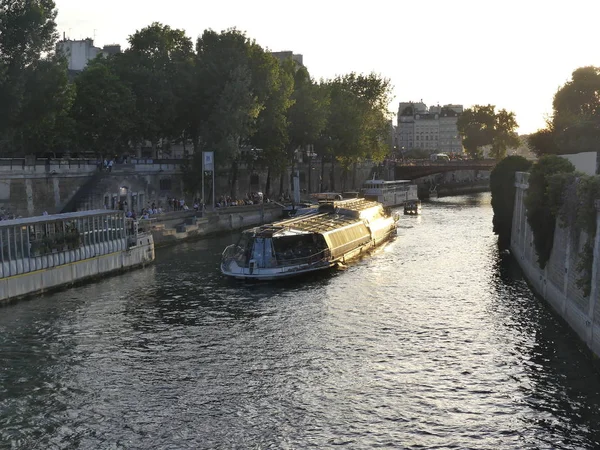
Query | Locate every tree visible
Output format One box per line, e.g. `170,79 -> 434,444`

490,155 -> 532,249
529,66 -> 600,156
490,109 -> 520,159
71,59 -> 136,156
115,22 -> 194,157
528,125 -> 561,156
185,29 -> 265,198
457,105 -> 519,159
12,54 -> 74,156
321,73 -> 392,190
457,105 -> 495,158
0,0 -> 69,155
250,58 -> 295,198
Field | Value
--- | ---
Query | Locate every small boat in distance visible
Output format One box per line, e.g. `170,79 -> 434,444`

361,179 -> 419,207
221,198 -> 398,280
404,200 -> 422,215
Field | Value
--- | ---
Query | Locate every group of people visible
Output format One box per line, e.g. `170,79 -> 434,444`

99,159 -> 115,172
215,192 -> 264,208
126,202 -> 165,220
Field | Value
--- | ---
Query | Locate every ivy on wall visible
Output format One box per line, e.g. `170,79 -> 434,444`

573,176 -> 600,296
525,155 -> 600,296
524,155 -> 575,269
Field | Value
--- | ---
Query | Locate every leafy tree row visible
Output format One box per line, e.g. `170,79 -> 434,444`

0,3 -> 393,198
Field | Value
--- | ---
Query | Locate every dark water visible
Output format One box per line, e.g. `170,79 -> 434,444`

2,193 -> 600,449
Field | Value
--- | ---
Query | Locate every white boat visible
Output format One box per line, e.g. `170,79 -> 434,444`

221,198 -> 398,280
360,179 -> 419,207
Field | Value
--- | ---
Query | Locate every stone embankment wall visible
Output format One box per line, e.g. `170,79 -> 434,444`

0,159 -> 185,217
150,204 -> 284,247
0,159 -> 375,218
511,172 -> 600,357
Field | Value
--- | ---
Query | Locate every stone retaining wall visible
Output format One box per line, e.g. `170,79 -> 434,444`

511,172 -> 600,358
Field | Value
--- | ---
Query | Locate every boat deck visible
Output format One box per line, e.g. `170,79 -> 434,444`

255,199 -> 382,236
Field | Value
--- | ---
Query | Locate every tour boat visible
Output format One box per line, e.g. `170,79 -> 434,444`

221,198 -> 398,280
360,179 -> 419,207
404,200 -> 422,215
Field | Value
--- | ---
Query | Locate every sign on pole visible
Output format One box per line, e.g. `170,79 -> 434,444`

203,151 -> 214,172
202,151 -> 215,210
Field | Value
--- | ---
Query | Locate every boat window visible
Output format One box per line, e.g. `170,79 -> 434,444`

272,234 -> 327,266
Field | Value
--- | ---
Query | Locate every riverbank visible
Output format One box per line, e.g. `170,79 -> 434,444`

148,203 -> 284,248
511,172 -> 600,361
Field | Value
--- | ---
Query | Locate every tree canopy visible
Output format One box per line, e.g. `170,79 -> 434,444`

457,105 -> 519,159
529,66 -> 600,156
1,10 -> 398,198
0,0 -> 70,155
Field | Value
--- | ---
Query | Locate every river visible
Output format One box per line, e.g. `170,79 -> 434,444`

1,193 -> 600,449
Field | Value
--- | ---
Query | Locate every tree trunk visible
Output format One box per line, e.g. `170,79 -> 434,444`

320,156 -> 325,192
279,173 -> 284,198
352,161 -> 357,189
265,167 -> 271,199
230,159 -> 238,199
330,156 -> 336,192
308,157 -> 312,194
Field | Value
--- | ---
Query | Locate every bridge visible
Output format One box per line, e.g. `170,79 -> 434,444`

393,159 -> 497,180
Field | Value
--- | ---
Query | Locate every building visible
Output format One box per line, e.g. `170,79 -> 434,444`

397,101 -> 463,155
270,51 -> 304,68
56,37 -> 121,72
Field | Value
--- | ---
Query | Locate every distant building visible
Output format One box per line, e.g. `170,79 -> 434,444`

397,101 -> 463,155
56,38 -> 121,72
270,51 -> 304,68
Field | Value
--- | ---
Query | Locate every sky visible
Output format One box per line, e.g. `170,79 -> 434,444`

54,0 -> 600,135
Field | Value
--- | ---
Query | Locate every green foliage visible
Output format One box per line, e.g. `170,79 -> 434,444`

457,105 -> 519,159
324,73 -> 393,166
531,66 -> 600,155
71,58 -> 136,156
115,22 -> 194,154
527,126 -> 561,156
0,0 -> 72,155
490,155 -> 532,249
524,155 -> 576,268
573,175 -> 600,296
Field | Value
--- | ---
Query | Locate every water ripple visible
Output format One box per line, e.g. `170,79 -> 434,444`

1,194 -> 600,449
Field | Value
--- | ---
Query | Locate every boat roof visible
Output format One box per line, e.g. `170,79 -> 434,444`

0,209 -> 122,228
250,198 -> 383,236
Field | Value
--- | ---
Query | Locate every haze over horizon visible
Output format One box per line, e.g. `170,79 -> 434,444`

54,0 -> 600,135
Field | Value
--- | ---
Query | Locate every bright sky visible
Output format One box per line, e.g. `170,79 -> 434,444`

54,0 -> 600,135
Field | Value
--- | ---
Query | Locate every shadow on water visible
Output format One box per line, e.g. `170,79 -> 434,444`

489,250 -> 600,448
427,192 -> 488,208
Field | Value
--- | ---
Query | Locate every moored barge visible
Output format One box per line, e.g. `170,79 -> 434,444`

0,210 -> 154,304
221,198 -> 397,280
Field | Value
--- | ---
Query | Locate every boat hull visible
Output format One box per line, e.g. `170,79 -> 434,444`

221,236 -> 392,281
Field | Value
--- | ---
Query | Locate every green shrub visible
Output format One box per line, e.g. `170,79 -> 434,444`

524,155 -> 575,268
490,155 -> 532,249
